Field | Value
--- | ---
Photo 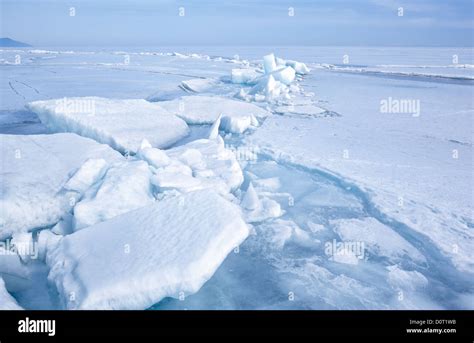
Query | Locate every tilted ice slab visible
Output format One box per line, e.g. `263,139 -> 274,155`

232,53 -> 309,102
231,68 -> 262,85
71,136 -> 243,231
0,133 -> 123,239
239,75 -> 290,102
27,97 -> 190,153
163,138 -> 244,194
263,53 -> 308,78
47,190 -> 249,310
158,96 -> 270,134
73,160 -> 155,230
180,78 -> 220,93
137,136 -> 243,196
241,183 -> 283,223
276,57 -> 311,75
0,277 -> 23,310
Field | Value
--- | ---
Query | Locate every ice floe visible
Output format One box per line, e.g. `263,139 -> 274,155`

271,66 -> 296,85
3,46 -> 472,311
207,115 -> 222,139
50,133 -> 245,236
136,139 -> 172,168
259,219 -> 314,249
330,217 -> 425,263
247,75 -> 288,101
63,158 -> 109,194
241,183 -> 259,211
242,183 -> 283,223
0,133 -> 123,239
47,190 -> 249,310
73,160 -> 155,230
231,53 -> 310,102
181,78 -> 220,93
263,53 -> 278,74
150,137 -> 244,195
158,95 -> 270,134
27,97 -> 190,153
284,60 -> 311,75
231,68 -> 261,85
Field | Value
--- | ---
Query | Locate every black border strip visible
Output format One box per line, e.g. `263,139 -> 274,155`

0,310 -> 472,339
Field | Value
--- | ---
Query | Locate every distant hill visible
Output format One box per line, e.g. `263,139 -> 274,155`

0,38 -> 31,47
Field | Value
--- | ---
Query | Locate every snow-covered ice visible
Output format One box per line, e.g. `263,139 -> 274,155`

73,160 -> 154,230
241,183 -> 259,210
1,46 -> 473,310
242,182 -> 283,223
47,190 -> 249,310
181,78 -> 220,93
157,95 -> 270,133
63,158 -> 109,194
247,75 -> 286,100
231,53 -> 307,101
0,133 -> 123,239
152,137 -> 244,195
285,60 -> 310,75
27,97 -> 190,153
231,68 -> 261,85
247,101 -> 473,273
270,66 -> 296,85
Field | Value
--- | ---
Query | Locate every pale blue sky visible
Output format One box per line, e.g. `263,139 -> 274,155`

1,0 -> 473,46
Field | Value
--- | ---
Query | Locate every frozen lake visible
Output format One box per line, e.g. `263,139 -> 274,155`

1,46 -> 473,310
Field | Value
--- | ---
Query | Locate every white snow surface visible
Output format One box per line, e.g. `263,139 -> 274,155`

286,60 -> 310,75
47,190 -> 249,310
231,68 -> 261,84
1,46 -> 472,310
247,110 -> 473,272
63,158 -> 109,194
247,75 -> 289,101
73,160 -> 155,230
27,97 -> 190,153
270,66 -> 296,85
157,95 -> 269,133
151,137 -> 244,195
0,133 -> 123,239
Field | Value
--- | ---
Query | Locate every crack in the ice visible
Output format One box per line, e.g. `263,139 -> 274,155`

253,149 -> 473,296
